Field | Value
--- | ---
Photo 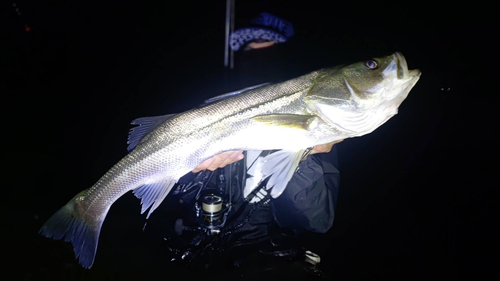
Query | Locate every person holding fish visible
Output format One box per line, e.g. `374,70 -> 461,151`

39,8 -> 421,273
158,13 -> 343,273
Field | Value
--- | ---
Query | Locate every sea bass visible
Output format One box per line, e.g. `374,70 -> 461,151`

40,52 -> 420,268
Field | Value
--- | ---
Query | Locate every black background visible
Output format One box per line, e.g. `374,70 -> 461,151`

2,1 -> 498,280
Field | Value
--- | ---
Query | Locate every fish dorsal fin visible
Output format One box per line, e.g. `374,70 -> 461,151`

260,149 -> 306,198
127,114 -> 176,152
204,82 -> 270,104
132,178 -> 177,219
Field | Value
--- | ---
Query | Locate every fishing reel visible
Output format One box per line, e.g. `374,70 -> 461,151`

173,169 -> 234,246
194,190 -> 230,235
175,189 -> 231,239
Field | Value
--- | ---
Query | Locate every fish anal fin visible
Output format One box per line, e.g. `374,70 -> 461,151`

132,179 -> 177,219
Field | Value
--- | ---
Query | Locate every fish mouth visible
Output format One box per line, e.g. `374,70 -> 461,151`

395,52 -> 421,79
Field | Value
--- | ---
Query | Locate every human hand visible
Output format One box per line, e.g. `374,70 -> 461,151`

191,140 -> 343,173
309,140 -> 344,155
192,150 -> 244,173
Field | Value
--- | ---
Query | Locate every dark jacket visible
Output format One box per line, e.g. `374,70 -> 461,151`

273,148 -> 340,233
169,147 -> 340,247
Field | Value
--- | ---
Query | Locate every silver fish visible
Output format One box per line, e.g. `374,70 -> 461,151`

40,52 -> 420,268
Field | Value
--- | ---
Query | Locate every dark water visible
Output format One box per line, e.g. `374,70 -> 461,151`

3,1 -> 498,280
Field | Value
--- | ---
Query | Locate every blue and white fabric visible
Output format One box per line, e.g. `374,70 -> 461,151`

229,12 -> 294,51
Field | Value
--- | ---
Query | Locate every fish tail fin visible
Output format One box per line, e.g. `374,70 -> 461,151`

39,189 -> 106,269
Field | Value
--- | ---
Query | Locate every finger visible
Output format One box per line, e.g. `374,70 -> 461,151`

192,157 -> 216,173
311,144 -> 333,154
310,140 -> 344,155
192,151 -> 241,173
206,153 -> 230,171
219,150 -> 244,168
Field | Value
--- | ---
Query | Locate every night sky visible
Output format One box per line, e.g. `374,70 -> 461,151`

3,1 -> 498,280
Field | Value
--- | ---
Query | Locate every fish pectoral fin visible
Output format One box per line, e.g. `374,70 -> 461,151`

251,114 -> 316,130
260,149 -> 306,198
127,114 -> 177,152
133,179 -> 177,219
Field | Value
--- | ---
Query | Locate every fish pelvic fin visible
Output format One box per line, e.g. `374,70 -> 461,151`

39,189 -> 107,269
261,149 -> 307,198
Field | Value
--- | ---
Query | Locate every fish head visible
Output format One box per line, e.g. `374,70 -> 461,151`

305,52 -> 421,136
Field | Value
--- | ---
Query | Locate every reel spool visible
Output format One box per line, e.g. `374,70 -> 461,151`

198,194 -> 225,234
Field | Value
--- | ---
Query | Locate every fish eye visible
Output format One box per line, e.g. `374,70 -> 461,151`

364,60 -> 378,70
